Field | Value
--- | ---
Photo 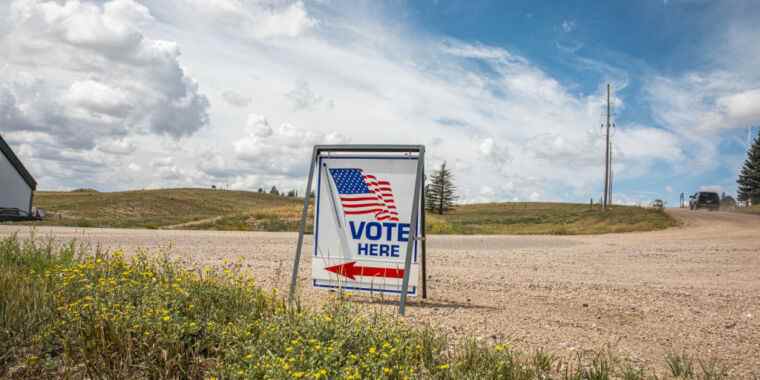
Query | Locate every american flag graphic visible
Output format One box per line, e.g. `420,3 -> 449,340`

329,168 -> 400,222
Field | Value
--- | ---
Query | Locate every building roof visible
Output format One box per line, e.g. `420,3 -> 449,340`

0,133 -> 37,190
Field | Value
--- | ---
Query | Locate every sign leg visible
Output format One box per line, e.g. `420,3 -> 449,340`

399,147 -> 425,315
288,148 -> 317,305
421,165 -> 428,299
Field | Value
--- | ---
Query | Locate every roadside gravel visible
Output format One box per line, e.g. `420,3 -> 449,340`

2,209 -> 759,376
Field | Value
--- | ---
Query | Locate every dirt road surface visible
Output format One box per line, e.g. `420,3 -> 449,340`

2,209 -> 759,376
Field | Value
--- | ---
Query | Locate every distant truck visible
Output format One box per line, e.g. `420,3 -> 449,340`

651,199 -> 664,210
689,191 -> 720,211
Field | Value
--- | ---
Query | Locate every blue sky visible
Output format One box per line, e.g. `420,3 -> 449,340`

1,0 -> 759,206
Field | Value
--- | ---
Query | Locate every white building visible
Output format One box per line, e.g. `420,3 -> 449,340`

0,134 -> 37,218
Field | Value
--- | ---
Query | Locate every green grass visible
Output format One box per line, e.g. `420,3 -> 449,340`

18,188 -> 676,235
735,205 -> 760,215
426,203 -> 676,235
0,236 -> 731,379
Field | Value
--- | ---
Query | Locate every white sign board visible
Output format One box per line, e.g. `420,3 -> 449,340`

311,154 -> 421,296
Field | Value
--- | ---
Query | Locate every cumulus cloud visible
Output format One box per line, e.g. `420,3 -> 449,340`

191,115 -> 348,190
285,80 -> 331,111
254,1 -> 316,39
0,86 -> 27,131
63,80 -> 133,119
246,114 -> 273,137
1,0 -> 210,148
232,117 -> 349,176
222,90 -> 252,107
0,0 -> 212,190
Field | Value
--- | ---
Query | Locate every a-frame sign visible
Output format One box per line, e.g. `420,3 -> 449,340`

289,145 -> 427,315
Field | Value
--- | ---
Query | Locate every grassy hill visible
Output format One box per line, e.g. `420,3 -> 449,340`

21,188 -> 676,234
29,188 -> 305,230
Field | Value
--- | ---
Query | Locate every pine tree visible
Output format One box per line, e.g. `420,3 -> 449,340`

269,186 -> 280,196
737,130 -> 760,204
425,162 -> 458,214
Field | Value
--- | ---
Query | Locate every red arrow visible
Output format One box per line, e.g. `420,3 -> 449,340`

325,261 -> 405,280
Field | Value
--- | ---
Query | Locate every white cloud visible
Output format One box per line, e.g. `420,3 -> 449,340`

222,90 -> 252,107
254,1 -> 316,39
441,39 -> 513,61
561,19 -> 576,33
97,139 -> 136,155
1,0 -> 210,146
151,156 -> 175,168
285,80 -> 331,111
699,185 -> 722,193
246,114 -> 272,137
615,126 -> 684,161
232,121 -> 349,176
644,69 -> 760,174
0,0 -> 211,189
63,80 -> 133,120
717,88 -> 760,123
0,1 -> 704,200
155,0 -> 316,40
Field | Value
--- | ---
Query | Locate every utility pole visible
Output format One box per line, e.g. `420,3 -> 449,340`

602,83 -> 612,209
608,138 -> 613,205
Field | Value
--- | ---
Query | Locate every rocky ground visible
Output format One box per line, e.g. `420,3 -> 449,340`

2,209 -> 759,376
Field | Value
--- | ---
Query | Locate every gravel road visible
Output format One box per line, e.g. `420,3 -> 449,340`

2,209 -> 759,376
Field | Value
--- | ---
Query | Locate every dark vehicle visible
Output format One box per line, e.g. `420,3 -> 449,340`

689,191 -> 720,211
0,207 -> 43,222
0,208 -> 26,222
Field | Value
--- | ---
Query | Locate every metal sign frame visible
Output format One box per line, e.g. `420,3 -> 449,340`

288,144 -> 426,315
